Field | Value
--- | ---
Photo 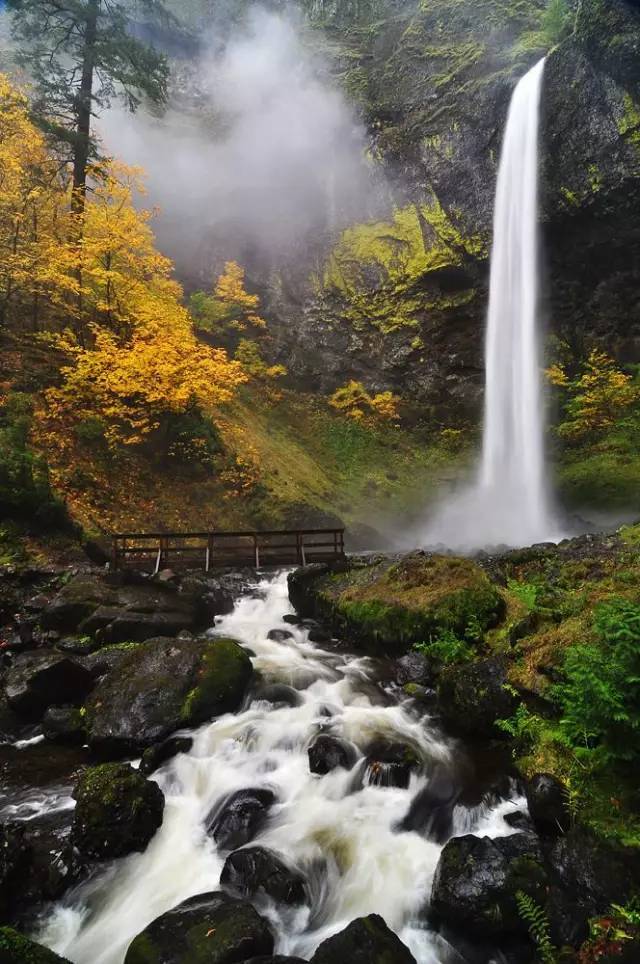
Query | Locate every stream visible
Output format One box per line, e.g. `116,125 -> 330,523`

22,571 -> 526,963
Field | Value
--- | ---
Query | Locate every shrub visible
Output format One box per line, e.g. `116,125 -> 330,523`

553,600 -> 640,764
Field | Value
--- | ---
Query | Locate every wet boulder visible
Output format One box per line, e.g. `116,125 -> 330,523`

42,705 -> 86,746
221,846 -> 307,906
398,763 -> 460,842
364,740 -> 420,789
394,651 -> 432,687
0,928 -> 72,963
310,914 -> 416,964
40,575 -> 117,632
253,684 -> 302,708
4,653 -> 94,721
431,832 -> 548,938
207,788 -> 276,851
139,736 -> 193,776
180,575 -> 235,624
72,763 -> 164,861
545,828 -> 640,947
437,657 -> 517,739
308,734 -> 357,775
124,891 -> 274,964
266,629 -> 294,642
525,773 -> 570,835
1,824 -> 31,921
85,637 -> 252,758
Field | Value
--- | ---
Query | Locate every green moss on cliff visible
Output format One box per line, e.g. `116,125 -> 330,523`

0,929 -> 71,963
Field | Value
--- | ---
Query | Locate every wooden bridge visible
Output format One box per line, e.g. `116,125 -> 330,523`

111,528 -> 346,573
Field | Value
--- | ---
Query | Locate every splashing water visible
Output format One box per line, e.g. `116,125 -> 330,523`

37,573 -> 525,963
423,59 -> 560,551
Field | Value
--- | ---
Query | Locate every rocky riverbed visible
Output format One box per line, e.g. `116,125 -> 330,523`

1,535 -> 639,963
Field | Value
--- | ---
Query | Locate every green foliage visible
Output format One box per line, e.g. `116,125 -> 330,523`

497,704 -> 548,749
553,600 -> 640,764
507,578 -> 539,611
515,892 -> 557,964
164,407 -> 222,467
415,629 -> 474,666
514,0 -> 572,54
0,392 -> 68,526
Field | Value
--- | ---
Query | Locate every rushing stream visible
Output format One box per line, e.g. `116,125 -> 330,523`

36,572 -> 525,964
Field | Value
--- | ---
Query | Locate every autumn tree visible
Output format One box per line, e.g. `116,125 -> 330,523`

190,262 -> 266,344
547,349 -> 638,441
329,380 -> 400,424
7,0 -> 170,213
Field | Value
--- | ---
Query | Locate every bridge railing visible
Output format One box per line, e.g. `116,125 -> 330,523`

111,528 -> 346,572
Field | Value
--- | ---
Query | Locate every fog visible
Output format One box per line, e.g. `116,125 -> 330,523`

99,5 -> 385,284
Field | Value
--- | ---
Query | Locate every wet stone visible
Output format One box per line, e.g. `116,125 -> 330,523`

207,788 -> 276,851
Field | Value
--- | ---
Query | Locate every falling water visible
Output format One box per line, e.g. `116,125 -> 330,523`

36,573 -> 525,964
423,58 -> 559,551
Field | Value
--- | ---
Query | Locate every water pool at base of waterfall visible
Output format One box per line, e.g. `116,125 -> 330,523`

35,572 -> 526,964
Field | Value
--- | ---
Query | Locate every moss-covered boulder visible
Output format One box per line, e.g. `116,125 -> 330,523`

124,891 -> 274,964
0,928 -> 71,963
310,914 -> 416,964
72,763 -> 164,861
289,553 -> 504,654
85,637 -> 252,758
430,832 -> 548,938
437,656 -> 517,739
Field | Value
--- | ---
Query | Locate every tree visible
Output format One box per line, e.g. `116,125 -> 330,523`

189,262 -> 266,345
547,349 -> 637,441
7,0 -> 170,214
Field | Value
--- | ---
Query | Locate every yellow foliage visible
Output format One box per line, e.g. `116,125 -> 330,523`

552,349 -> 637,441
329,380 -> 400,424
190,261 -> 266,337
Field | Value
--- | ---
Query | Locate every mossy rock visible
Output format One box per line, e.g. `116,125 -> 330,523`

0,928 -> 71,963
124,891 -> 273,964
290,553 -> 504,654
72,763 -> 164,861
437,655 -> 517,739
85,636 -> 252,758
310,914 -> 416,964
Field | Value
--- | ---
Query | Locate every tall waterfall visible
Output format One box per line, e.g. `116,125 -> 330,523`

422,58 -> 558,550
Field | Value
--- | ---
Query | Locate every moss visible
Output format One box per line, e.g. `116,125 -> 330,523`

0,928 -> 71,963
181,637 -> 252,725
123,932 -> 160,964
619,93 -> 640,150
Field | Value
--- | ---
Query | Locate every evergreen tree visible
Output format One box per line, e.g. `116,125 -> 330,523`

6,0 -> 170,213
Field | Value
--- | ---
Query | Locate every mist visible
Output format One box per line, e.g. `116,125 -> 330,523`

99,5 -> 384,285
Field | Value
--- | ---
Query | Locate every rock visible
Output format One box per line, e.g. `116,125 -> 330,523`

139,736 -> 193,776
266,629 -> 294,642
398,763 -> 459,842
282,615 -> 301,626
394,651 -> 432,687
307,628 -> 331,644
545,828 -> 640,947
124,891 -> 274,964
180,575 -> 235,624
308,734 -> 357,774
504,811 -> 536,834
40,575 -> 117,632
101,610 -> 196,645
431,832 -> 548,937
5,808 -> 77,917
437,657 -> 517,739
56,636 -> 102,655
289,555 -> 503,655
42,705 -> 86,746
72,763 -> 164,861
4,653 -> 94,721
253,684 -> 302,708
0,824 -> 30,921
525,773 -> 570,835
207,788 -> 276,850
85,637 -> 252,758
310,915 -> 416,964
221,846 -> 307,906
364,741 -> 420,789
0,928 -> 72,963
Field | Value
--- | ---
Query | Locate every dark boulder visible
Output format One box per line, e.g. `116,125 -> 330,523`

4,653 -> 94,721
545,828 -> 640,947
310,915 -> 416,964
85,637 -> 252,758
72,763 -> 164,861
307,627 -> 331,644
398,764 -> 460,842
431,833 -> 548,938
180,575 -> 235,624
525,773 -> 570,836
42,705 -> 86,746
221,846 -> 307,906
0,928 -> 72,963
437,657 -> 517,739
139,736 -> 193,776
3,808 -> 78,919
0,824 -> 31,921
40,575 -> 117,632
124,891 -> 274,964
208,789 -> 276,851
394,651 -> 432,687
364,741 -> 420,789
266,629 -> 294,643
254,684 -> 302,708
287,564 -> 332,618
101,610 -> 196,645
308,734 -> 357,775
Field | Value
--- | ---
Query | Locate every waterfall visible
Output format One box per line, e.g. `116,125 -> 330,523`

422,58 -> 558,551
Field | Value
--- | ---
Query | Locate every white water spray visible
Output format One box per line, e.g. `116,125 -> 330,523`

37,573 -> 524,964
423,58 -> 558,551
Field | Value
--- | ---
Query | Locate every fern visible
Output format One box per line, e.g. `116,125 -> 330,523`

516,891 -> 557,964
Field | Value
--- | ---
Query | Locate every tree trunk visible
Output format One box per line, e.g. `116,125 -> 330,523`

72,0 -> 99,219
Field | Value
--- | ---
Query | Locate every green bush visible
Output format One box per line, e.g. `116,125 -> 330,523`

0,393 -> 68,527
553,600 -> 640,764
415,629 -> 474,666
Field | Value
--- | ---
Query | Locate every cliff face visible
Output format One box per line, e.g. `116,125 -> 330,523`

264,0 -> 640,422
